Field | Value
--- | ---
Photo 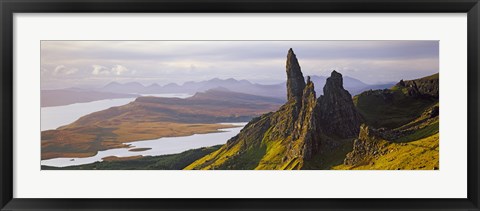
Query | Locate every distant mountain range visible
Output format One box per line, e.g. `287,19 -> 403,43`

41,75 -> 394,107
308,75 -> 395,96
98,75 -> 395,99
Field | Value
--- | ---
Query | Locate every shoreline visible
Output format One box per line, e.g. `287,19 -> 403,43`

41,123 -> 247,167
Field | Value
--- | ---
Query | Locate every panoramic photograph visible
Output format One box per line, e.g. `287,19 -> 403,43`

40,41 -> 439,170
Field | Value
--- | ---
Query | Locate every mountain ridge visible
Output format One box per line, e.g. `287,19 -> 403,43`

88,74 -> 394,99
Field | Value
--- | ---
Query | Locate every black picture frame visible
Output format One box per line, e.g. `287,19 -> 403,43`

1,0 -> 479,210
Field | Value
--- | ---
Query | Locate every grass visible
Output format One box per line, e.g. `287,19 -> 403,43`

354,89 -> 436,129
184,137 -> 246,170
303,138 -> 355,170
185,114 -> 273,170
42,145 -> 222,170
333,133 -> 439,170
395,121 -> 439,143
255,126 -> 290,170
220,143 -> 267,170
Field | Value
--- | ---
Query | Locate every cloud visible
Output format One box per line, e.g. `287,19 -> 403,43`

53,65 -> 65,73
52,65 -> 78,75
92,65 -> 110,75
111,65 -> 129,75
92,64 -> 132,76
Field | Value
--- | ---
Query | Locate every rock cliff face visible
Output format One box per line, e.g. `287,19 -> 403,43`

185,49 -> 361,170
344,124 -> 388,166
286,48 -> 306,103
318,71 -> 362,138
288,76 -> 321,161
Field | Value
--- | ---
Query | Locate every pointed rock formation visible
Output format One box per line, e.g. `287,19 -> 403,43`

318,70 -> 362,138
286,48 -> 306,103
289,76 -> 321,160
283,49 -> 307,133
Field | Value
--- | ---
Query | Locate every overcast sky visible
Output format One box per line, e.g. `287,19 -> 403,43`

41,41 -> 439,90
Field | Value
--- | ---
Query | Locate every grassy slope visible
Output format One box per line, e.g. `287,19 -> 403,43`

303,138 -> 355,170
330,73 -> 439,170
184,113 -> 273,170
42,145 -> 222,170
333,133 -> 439,170
354,89 -> 436,129
354,73 -> 439,129
334,97 -> 439,170
185,101 -> 307,170
395,120 -> 439,143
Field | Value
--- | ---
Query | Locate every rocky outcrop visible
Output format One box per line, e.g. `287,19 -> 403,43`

317,71 -> 362,138
343,101 -> 440,169
396,73 -> 439,97
344,124 -> 388,166
289,76 -> 321,160
286,48 -> 306,103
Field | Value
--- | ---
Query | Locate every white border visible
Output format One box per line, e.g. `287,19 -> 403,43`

14,13 -> 467,198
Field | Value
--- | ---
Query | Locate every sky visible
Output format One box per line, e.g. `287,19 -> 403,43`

40,41 -> 439,90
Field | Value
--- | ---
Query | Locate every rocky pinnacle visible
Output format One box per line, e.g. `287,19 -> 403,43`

286,48 -> 306,102
318,70 -> 362,138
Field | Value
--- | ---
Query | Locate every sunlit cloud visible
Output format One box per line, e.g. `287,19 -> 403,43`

111,65 -> 129,75
50,65 -> 78,76
92,65 -> 110,75
91,64 -> 132,76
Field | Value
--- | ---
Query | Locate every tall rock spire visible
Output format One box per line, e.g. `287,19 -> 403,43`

318,70 -> 362,138
286,48 -> 306,102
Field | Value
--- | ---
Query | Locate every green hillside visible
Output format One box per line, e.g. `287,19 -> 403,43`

354,73 -> 438,129
335,101 -> 439,170
184,104 -> 298,170
333,133 -> 439,170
